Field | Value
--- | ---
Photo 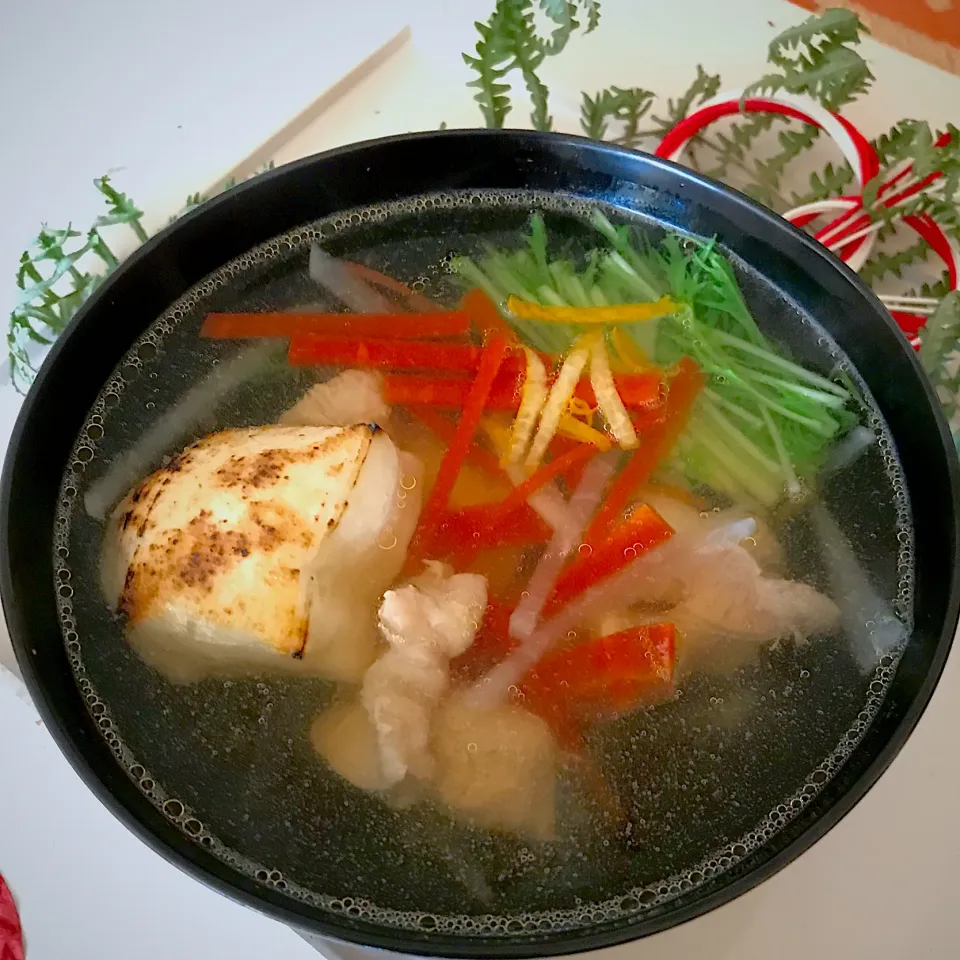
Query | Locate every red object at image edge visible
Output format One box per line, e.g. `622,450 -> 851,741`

0,875 -> 24,960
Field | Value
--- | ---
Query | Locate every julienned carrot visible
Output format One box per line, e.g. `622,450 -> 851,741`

574,375 -> 664,411
344,261 -> 446,313
288,336 -> 483,370
543,503 -> 674,617
519,624 -> 676,719
202,311 -> 471,340
462,287 -> 517,343
429,504 -> 552,556
583,357 -> 704,541
450,599 -> 516,681
490,444 -> 596,518
389,374 -> 523,409
384,371 -> 663,411
408,407 -> 506,480
426,445 -> 596,560
406,335 -> 511,567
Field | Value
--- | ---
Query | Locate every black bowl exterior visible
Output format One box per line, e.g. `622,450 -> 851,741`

2,129 -> 958,957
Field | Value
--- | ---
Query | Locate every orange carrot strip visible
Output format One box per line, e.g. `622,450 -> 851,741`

583,358 -> 704,541
573,374 -> 664,411
388,374 -> 522,408
202,311 -> 471,340
490,444 -> 596,518
461,287 -> 518,343
543,504 -> 674,617
429,504 -> 552,556
344,261 -> 446,313
385,371 -> 662,411
288,336 -> 483,370
520,624 -> 676,720
406,336 -> 511,566
408,407 -> 506,480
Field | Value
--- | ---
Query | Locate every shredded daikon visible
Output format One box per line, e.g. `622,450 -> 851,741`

481,415 -> 578,532
309,244 -> 394,314
468,514 -> 757,706
589,337 -> 637,449
524,337 -> 593,470
468,455 -> 617,710
507,347 -> 548,464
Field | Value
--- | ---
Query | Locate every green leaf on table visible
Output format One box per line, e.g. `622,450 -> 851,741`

94,175 -> 149,241
747,123 -> 821,209
650,65 -> 721,131
859,240 -> 932,285
767,7 -> 865,63
747,8 -> 872,112
789,160 -> 855,207
919,291 -> 960,392
580,86 -> 654,141
466,0 -> 598,130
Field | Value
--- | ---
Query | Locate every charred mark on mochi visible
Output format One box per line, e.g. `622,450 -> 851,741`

246,500 -> 306,553
160,449 -> 193,474
120,510 -> 257,616
211,429 -> 363,491
215,448 -> 297,489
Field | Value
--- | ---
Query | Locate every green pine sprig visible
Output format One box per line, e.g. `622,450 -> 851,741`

747,7 -> 873,111
6,179 -> 148,391
464,0 -> 598,131
8,163 -> 276,391
788,159 -> 856,207
859,240 -> 932,285
580,86 -> 655,142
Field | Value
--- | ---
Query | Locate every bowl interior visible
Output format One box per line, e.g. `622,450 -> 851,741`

2,131 -> 958,957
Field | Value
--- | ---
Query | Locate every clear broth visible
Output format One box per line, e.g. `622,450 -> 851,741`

54,190 -> 911,935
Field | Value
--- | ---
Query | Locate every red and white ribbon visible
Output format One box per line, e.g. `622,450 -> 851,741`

654,90 -> 959,348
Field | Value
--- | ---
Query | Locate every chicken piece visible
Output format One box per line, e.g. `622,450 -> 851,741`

361,563 -> 487,785
672,543 -> 840,672
282,370 -> 390,428
638,487 -> 784,573
432,698 -> 557,842
101,424 -> 420,683
582,510 -> 832,672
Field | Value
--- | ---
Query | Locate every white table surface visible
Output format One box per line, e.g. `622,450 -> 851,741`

2,1 -> 960,957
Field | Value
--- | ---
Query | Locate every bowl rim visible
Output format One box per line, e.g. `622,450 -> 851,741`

3,127 -> 959,957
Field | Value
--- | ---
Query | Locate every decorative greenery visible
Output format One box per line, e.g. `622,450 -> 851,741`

860,240 -> 931,286
745,8 -> 873,111
580,86 -> 655,141
8,177 -> 147,390
463,0 -> 600,131
10,0 -> 960,421
453,212 -> 856,504
8,165 -> 275,391
918,292 -> 960,450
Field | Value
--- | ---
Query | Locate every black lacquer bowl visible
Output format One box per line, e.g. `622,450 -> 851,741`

3,130 -> 958,957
